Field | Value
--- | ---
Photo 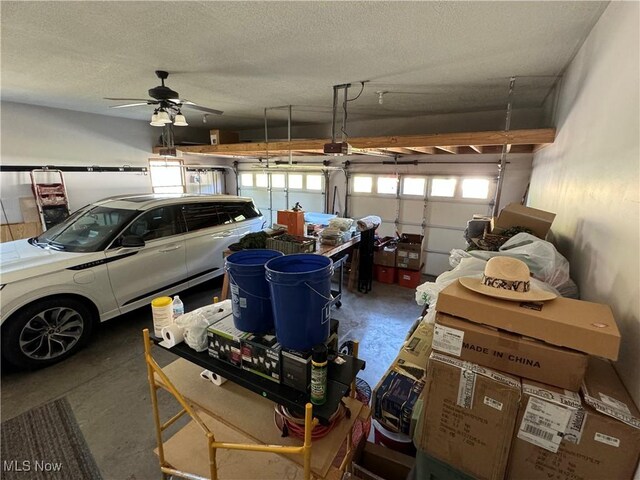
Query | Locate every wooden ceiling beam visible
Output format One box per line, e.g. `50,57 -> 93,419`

384,147 -> 418,155
154,128 -> 556,156
468,145 -> 483,154
407,146 -> 435,154
434,146 -> 458,154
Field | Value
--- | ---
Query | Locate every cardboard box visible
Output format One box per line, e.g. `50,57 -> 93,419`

209,129 -> 239,145
373,322 -> 433,434
396,234 -> 425,270
433,313 -> 588,391
241,334 -> 281,383
417,352 -> 521,480
436,280 -> 621,360
352,441 -> 415,480
507,358 -> 640,480
207,315 -> 246,367
493,203 -> 555,239
374,246 -> 397,267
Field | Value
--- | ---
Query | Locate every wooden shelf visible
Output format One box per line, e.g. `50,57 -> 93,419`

153,128 -> 555,158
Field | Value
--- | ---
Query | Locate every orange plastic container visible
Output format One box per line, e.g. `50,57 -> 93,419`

277,210 -> 305,236
374,265 -> 397,284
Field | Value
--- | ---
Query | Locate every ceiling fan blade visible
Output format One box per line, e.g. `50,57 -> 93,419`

181,101 -> 223,115
104,97 -> 154,101
109,102 -> 156,109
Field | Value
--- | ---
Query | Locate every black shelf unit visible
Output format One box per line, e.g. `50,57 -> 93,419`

153,337 -> 365,424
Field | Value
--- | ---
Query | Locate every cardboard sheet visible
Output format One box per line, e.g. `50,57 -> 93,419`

157,358 -> 365,478
157,410 -> 305,480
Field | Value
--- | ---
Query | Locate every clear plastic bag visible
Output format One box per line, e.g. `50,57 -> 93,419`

449,233 -> 578,298
175,300 -> 233,352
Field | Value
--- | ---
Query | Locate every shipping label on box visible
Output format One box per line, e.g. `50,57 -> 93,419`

436,281 -> 621,360
434,313 -> 588,391
506,358 -> 640,480
418,352 -> 521,480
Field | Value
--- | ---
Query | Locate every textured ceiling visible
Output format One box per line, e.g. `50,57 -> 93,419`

1,1 -> 607,129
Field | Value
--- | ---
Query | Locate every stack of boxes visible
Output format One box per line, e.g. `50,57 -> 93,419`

373,234 -> 426,288
372,321 -> 434,436
415,280 -> 640,480
206,314 -> 339,391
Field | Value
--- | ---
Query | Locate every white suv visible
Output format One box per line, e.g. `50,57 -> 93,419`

0,194 -> 264,368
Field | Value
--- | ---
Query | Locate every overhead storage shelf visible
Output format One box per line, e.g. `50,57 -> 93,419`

152,128 -> 555,158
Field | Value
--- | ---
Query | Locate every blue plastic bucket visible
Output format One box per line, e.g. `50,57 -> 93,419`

265,254 -> 334,350
225,249 -> 284,333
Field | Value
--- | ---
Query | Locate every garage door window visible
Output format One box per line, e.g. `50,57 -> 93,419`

289,174 -> 303,190
402,177 -> 426,196
377,177 -> 398,195
240,173 -> 254,187
271,174 -> 285,189
306,174 -> 323,191
353,176 -> 373,193
255,173 -> 268,188
462,178 -> 490,199
430,178 -> 457,197
149,160 -> 185,194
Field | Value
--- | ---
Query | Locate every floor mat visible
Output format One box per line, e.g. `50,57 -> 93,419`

1,397 -> 102,480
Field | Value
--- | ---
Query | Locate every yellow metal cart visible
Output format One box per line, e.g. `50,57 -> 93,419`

143,329 -> 368,480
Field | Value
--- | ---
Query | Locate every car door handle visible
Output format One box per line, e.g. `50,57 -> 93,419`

159,244 -> 182,253
212,231 -> 233,238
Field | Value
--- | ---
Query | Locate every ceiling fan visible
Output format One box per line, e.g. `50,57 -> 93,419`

105,70 -> 223,126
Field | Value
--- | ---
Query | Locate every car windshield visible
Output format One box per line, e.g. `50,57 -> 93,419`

33,205 -> 138,253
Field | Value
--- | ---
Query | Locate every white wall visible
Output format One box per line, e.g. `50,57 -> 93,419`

1,102 -> 156,220
528,3 -> 640,404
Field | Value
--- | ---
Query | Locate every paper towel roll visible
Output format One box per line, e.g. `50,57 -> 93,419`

160,324 -> 185,348
200,369 -> 227,386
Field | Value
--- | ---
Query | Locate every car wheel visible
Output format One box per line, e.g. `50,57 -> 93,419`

2,297 -> 95,369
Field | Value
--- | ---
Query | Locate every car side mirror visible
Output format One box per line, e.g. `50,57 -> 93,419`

121,235 -> 145,248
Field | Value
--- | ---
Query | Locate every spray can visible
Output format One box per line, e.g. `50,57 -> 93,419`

310,344 -> 328,405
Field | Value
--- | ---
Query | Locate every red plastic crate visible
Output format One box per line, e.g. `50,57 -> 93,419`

397,268 -> 422,289
374,265 -> 397,284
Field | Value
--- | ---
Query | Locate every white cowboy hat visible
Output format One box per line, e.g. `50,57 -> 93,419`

459,256 -> 557,302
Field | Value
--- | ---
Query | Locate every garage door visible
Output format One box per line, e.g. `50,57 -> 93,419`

238,171 -> 326,226
349,174 -> 494,276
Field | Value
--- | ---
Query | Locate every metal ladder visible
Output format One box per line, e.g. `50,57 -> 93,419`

30,169 -> 70,231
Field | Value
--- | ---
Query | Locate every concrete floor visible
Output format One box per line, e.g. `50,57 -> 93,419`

1,276 -> 424,480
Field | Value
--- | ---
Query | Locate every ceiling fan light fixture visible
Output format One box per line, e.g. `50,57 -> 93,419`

150,111 -> 165,127
173,112 -> 188,127
157,110 -> 172,124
